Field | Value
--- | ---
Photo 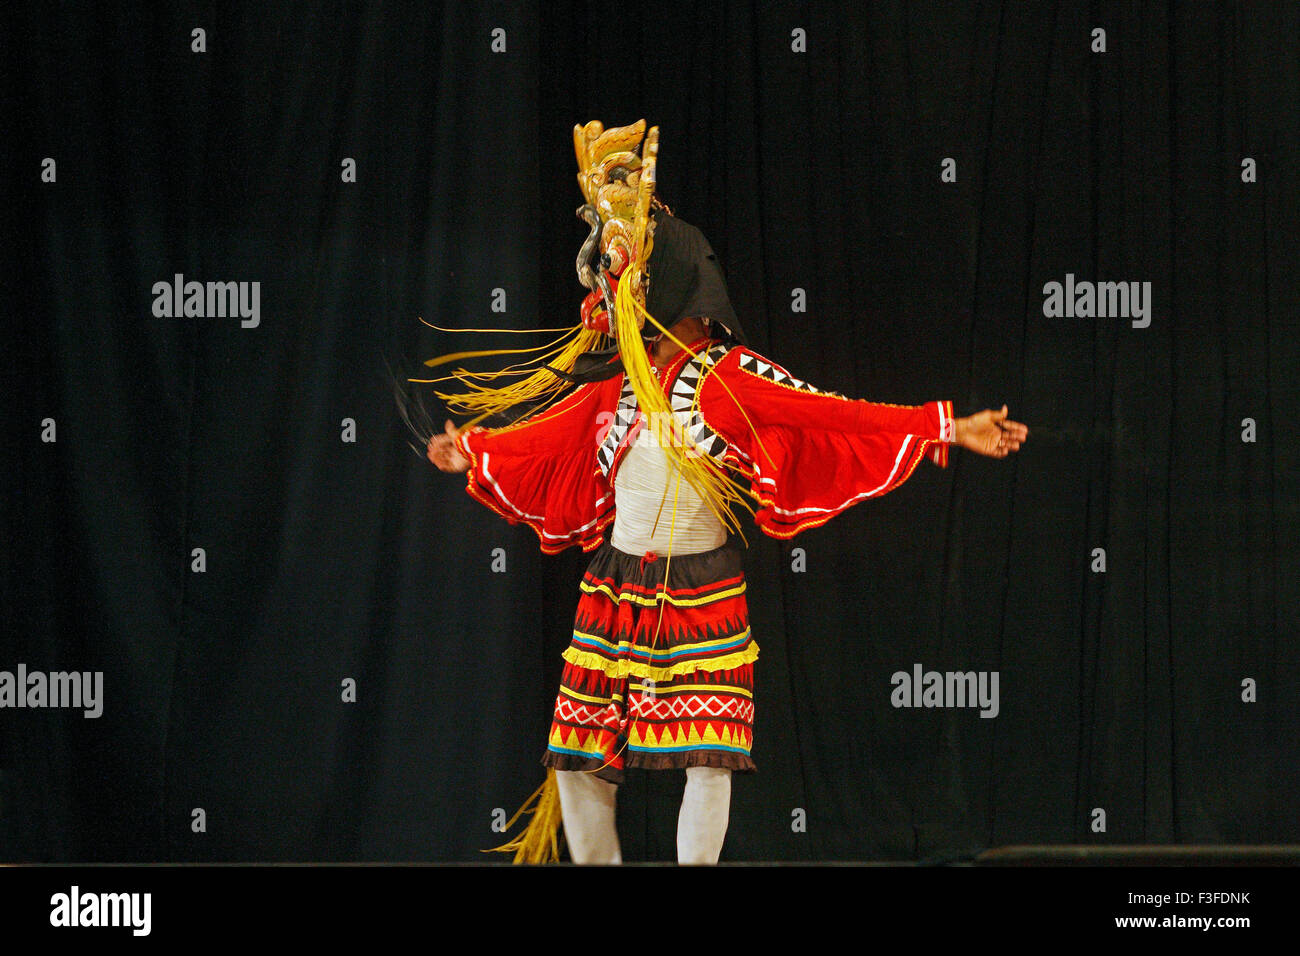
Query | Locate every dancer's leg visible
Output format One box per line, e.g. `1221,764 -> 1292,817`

677,766 -> 732,864
555,770 -> 622,864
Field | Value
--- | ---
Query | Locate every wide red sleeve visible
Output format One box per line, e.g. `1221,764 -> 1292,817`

696,346 -> 956,538
452,379 -> 618,554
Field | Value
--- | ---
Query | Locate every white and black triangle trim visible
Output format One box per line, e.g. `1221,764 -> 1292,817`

668,343 -> 733,461
736,349 -> 828,394
598,344 -> 739,478
596,375 -> 639,478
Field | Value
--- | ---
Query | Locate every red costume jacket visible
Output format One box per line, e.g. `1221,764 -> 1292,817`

454,335 -> 956,553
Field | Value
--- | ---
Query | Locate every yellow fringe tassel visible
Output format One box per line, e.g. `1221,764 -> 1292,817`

483,768 -> 565,864
613,267 -> 761,541
413,325 -> 609,431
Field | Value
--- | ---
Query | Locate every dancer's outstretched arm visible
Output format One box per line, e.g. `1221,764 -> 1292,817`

425,376 -> 621,554
700,345 -> 1027,457
693,345 -> 1029,538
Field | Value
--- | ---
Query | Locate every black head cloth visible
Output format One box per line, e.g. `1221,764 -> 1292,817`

644,208 -> 746,346
555,208 -> 746,384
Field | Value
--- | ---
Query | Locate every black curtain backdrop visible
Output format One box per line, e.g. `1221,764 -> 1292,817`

4,1 -> 1297,863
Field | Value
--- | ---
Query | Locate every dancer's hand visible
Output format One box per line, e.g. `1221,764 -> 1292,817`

427,419 -> 470,473
954,405 -> 1028,459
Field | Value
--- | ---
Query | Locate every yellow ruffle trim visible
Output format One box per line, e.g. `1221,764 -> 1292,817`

561,642 -> 760,681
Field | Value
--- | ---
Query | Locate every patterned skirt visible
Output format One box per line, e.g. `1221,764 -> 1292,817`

542,538 -> 759,784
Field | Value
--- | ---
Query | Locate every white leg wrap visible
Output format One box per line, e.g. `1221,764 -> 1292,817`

555,770 -> 622,864
677,766 -> 732,864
